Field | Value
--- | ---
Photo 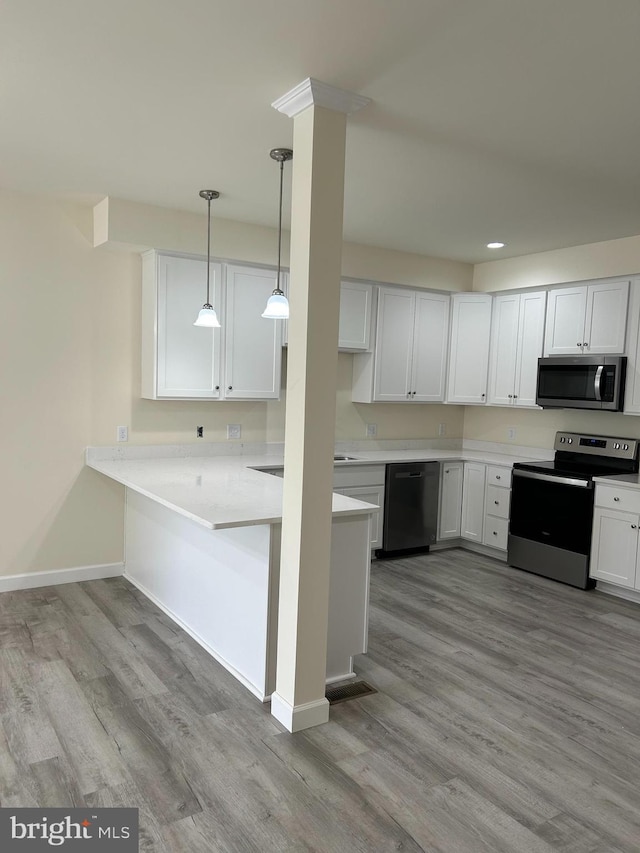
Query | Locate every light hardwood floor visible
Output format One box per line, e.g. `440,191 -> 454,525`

1,549 -> 640,851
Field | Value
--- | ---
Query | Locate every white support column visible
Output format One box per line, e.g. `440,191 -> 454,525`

270,78 -> 370,732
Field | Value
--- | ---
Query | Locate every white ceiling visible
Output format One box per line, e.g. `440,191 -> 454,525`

3,0 -> 640,263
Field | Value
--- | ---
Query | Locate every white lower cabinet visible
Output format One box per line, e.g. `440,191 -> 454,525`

335,486 -> 384,550
590,484 -> 640,589
482,465 -> 511,551
459,462 -> 511,550
333,465 -> 385,551
461,463 -> 486,542
438,463 -> 463,540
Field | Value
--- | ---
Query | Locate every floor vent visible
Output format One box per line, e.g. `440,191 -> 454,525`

326,680 -> 377,705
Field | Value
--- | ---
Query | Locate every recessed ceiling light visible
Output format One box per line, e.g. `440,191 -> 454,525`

487,241 -> 505,249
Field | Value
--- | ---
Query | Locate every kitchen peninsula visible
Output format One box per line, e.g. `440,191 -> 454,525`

86,445 -> 376,702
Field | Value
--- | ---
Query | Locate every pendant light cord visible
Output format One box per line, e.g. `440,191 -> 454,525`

206,196 -> 212,305
276,159 -> 284,295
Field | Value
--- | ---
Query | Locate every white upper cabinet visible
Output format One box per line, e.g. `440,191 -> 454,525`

446,293 -> 493,404
352,287 -> 449,403
487,291 -> 546,407
623,279 -> 640,414
142,252 -> 223,400
544,279 -> 629,356
224,265 -> 282,400
372,288 -> 415,402
412,292 -> 450,402
141,251 -> 282,401
339,281 -> 375,351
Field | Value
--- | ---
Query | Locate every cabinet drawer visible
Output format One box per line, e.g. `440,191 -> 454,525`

595,484 -> 640,515
483,515 -> 508,550
486,465 -> 511,488
486,484 -> 510,519
333,464 -> 386,489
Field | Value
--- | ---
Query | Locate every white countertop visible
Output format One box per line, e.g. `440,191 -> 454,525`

86,444 -> 541,531
593,473 -> 640,489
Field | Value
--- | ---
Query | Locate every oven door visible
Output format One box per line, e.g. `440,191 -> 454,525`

509,469 -> 594,554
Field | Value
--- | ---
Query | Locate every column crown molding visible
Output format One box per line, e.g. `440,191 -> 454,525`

272,77 -> 370,118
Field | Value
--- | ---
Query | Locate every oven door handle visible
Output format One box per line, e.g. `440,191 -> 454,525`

594,365 -> 603,402
513,470 -> 592,488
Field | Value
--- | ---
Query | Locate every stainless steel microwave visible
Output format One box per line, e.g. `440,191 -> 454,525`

536,355 -> 626,411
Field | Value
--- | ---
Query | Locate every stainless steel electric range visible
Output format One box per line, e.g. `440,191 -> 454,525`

508,432 -> 639,589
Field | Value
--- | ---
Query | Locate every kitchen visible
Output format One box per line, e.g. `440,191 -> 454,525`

4,1 -> 640,851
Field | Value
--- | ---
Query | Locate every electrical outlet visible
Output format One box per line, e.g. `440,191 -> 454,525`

507,427 -> 516,440
116,425 -> 128,442
227,423 -> 242,440
366,423 -> 377,438
438,423 -> 446,436
196,426 -> 204,438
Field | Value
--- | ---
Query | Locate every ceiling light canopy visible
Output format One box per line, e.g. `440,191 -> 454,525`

486,241 -> 505,249
262,148 -> 293,320
194,189 -> 221,328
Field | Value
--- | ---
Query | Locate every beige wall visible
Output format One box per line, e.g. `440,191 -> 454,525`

1,189 -> 468,579
463,406 -> 640,450
473,233 -> 640,292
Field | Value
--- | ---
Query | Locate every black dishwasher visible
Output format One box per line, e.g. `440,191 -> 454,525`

377,462 -> 440,557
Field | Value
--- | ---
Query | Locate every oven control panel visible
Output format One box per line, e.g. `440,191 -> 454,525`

554,432 -> 638,460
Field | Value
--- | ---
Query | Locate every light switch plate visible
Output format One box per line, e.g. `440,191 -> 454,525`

507,427 -> 516,440
366,423 -> 377,438
227,424 -> 241,440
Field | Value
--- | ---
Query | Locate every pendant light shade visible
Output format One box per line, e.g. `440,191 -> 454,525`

194,189 -> 221,327
262,148 -> 293,320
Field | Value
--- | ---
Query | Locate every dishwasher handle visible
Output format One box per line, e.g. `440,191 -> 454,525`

395,471 -> 424,478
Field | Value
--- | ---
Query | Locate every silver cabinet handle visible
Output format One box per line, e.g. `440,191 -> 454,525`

514,394 -> 518,399
492,531 -> 498,535
481,393 -> 486,398
508,394 -> 513,398
583,342 -> 589,347
496,475 -> 501,480
215,385 -> 220,390
228,386 -> 233,390
632,524 -> 637,529
614,496 -> 620,501
494,500 -> 499,505
577,342 -> 582,347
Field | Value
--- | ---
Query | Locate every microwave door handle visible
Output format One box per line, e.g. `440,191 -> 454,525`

594,365 -> 603,401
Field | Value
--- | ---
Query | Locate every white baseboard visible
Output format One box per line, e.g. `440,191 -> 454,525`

0,562 -> 124,593
270,692 -> 330,732
594,581 -> 640,604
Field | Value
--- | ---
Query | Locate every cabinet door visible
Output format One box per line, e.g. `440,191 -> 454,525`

544,287 -> 587,355
156,254 -> 223,399
590,507 -> 638,588
584,280 -> 629,354
224,265 -> 282,399
487,293 -> 519,406
446,294 -> 492,404
461,463 -> 486,542
411,292 -> 450,402
339,282 -> 374,351
336,485 -> 384,549
373,288 -> 414,402
623,279 -> 640,414
514,290 -> 546,407
438,462 -> 463,539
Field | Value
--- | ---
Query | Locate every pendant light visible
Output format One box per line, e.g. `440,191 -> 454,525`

194,189 -> 221,327
262,148 -> 293,319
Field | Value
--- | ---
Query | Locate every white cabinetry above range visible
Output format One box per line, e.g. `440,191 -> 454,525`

543,279 -> 629,356
141,252 -> 282,401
